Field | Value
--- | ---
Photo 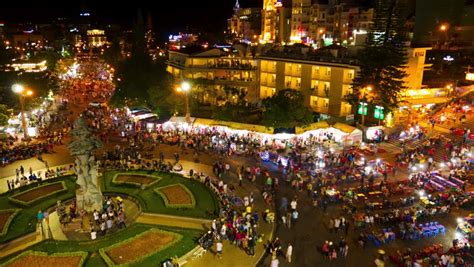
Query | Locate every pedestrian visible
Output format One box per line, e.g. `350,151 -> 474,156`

290,198 -> 297,212
286,211 -> 292,229
329,218 -> 334,233
271,254 -> 279,267
345,221 -> 350,236
280,197 -> 288,213
43,210 -> 49,225
334,217 -> 340,232
286,243 -> 293,263
248,236 -> 255,256
322,241 -> 329,258
7,180 -> 11,191
216,239 -> 223,259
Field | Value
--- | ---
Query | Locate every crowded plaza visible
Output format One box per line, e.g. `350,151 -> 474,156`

1,56 -> 472,267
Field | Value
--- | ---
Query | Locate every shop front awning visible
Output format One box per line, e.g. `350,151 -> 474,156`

193,118 -> 274,134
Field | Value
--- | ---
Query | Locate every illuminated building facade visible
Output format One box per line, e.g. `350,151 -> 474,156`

167,45 -> 259,105
290,0 -> 311,43
87,29 -> 107,47
259,47 -> 358,118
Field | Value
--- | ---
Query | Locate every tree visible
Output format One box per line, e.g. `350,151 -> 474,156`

110,10 -> 154,107
262,89 -> 313,128
0,104 -> 11,126
347,0 -> 408,122
147,71 -> 182,118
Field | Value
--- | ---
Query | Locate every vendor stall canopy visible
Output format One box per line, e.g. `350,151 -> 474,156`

194,118 -> 274,135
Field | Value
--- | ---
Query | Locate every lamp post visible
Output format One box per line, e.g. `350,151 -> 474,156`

439,23 -> 449,49
178,81 -> 191,124
12,84 -> 33,140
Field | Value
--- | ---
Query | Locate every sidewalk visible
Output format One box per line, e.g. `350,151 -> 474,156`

136,213 -> 211,230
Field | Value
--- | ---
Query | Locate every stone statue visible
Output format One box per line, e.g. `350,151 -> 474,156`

68,117 -> 103,212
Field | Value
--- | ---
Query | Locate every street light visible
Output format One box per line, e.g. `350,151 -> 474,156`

177,81 -> 191,124
439,23 -> 449,48
11,84 -> 33,140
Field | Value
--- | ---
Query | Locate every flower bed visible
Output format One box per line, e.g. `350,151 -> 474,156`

0,209 -> 20,237
9,182 -> 67,207
112,173 -> 161,188
100,228 -> 182,266
3,251 -> 87,267
154,184 -> 196,208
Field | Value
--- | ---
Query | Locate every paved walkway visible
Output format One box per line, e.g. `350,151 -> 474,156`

136,213 -> 211,230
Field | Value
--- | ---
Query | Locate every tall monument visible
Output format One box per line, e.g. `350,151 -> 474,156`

68,117 -> 103,212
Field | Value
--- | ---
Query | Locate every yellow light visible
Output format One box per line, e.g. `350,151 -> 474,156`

366,86 -> 372,92
181,81 -> 191,92
12,84 -> 24,94
26,90 -> 33,96
440,24 -> 448,31
466,73 -> 474,81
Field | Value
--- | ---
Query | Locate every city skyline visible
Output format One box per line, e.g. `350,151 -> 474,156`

0,0 -> 262,35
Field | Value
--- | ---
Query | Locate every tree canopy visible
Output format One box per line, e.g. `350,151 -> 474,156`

262,89 -> 313,128
348,0 -> 408,119
0,104 -> 11,126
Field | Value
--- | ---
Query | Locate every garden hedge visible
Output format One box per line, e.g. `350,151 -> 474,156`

2,250 -> 88,267
111,173 -> 161,188
0,209 -> 20,237
99,228 -> 182,266
8,181 -> 68,207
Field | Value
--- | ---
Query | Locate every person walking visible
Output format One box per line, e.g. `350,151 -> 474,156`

248,235 -> 256,256
216,239 -> 223,259
286,243 -> 293,263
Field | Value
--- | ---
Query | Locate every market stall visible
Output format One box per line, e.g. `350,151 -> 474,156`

329,123 -> 363,146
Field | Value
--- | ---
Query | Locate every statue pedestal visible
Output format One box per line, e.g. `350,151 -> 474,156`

76,189 -> 103,213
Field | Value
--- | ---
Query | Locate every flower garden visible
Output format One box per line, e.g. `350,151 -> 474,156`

0,170 -> 220,266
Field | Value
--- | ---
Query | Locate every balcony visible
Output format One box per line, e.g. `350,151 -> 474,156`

311,106 -> 329,114
192,77 -> 257,87
166,60 -> 184,69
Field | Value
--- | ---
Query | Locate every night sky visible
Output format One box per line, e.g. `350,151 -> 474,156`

0,0 -> 261,35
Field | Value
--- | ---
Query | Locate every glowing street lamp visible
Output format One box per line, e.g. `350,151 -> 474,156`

11,84 -> 33,140
177,81 -> 192,124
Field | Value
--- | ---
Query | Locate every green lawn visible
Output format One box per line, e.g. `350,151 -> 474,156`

0,224 -> 202,267
102,170 -> 220,219
0,176 -> 77,243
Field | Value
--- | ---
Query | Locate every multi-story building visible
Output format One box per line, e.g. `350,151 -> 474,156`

261,0 -> 291,43
290,0 -> 312,43
228,1 -> 262,43
167,45 -> 259,105
87,29 -> 107,47
259,46 -> 358,117
291,1 -> 374,47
